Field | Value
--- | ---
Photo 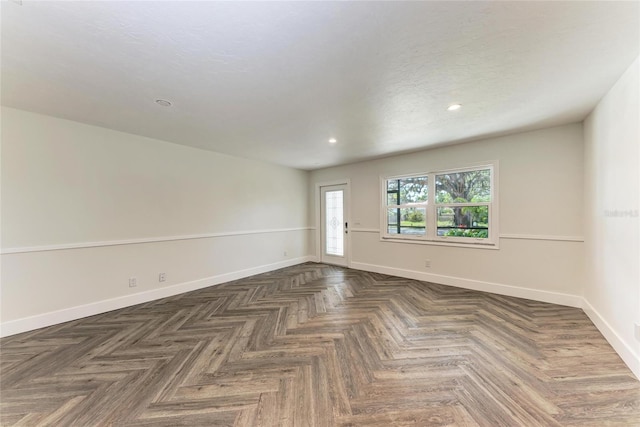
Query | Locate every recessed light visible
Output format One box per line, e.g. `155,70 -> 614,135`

328,138 -> 337,144
447,104 -> 462,111
155,99 -> 172,107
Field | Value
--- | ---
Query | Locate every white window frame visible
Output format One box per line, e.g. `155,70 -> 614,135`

380,162 -> 498,248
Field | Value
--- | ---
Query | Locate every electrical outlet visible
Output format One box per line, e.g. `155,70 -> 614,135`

425,259 -> 431,268
129,277 -> 137,288
159,273 -> 166,282
284,250 -> 288,256
635,322 -> 640,341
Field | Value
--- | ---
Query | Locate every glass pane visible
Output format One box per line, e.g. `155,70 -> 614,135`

387,192 -> 398,205
386,177 -> 428,205
437,206 -> 489,238
325,190 -> 344,256
387,208 -> 399,233
387,207 -> 426,236
399,177 -> 428,204
435,169 -> 490,204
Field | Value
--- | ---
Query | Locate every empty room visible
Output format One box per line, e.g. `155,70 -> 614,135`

1,1 -> 639,426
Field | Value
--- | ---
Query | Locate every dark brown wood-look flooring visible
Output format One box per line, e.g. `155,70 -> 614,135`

1,263 -> 639,426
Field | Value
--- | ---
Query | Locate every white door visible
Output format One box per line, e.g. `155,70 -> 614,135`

320,184 -> 349,266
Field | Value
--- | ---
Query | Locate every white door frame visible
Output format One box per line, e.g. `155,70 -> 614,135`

315,179 -> 351,267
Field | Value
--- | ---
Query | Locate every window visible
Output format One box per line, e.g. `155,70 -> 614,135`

386,176 -> 428,236
381,164 -> 496,246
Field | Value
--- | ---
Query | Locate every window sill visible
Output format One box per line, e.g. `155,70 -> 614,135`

380,236 -> 499,250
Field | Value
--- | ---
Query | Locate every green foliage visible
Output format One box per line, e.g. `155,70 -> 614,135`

388,177 -> 428,205
461,205 -> 488,224
405,210 -> 424,223
444,228 -> 489,238
436,191 -> 452,204
436,169 -> 490,203
400,221 -> 425,227
471,194 -> 491,203
399,177 -> 428,204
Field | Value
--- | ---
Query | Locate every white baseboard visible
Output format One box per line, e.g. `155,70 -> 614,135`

0,256 -> 315,338
349,262 -> 583,308
582,300 -> 640,380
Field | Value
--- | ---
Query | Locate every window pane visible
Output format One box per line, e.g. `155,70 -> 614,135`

435,169 -> 490,204
387,207 -> 426,236
387,208 -> 399,233
437,206 -> 489,238
325,190 -> 344,256
387,192 -> 398,205
399,177 -> 428,204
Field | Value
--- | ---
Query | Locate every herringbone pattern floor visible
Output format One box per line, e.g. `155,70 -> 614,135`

1,263 -> 639,426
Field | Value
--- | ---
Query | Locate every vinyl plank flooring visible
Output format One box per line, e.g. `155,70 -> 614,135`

1,263 -> 639,426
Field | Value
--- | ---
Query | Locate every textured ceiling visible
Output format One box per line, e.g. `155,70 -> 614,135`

2,1 -> 638,170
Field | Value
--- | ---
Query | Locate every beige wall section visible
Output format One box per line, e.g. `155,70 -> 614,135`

583,57 -> 639,377
2,231 -> 309,322
1,107 -> 311,329
2,107 -> 309,248
310,124 -> 585,299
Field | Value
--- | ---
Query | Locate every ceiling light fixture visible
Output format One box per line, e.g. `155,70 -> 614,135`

447,104 -> 462,111
328,138 -> 338,144
155,99 -> 172,107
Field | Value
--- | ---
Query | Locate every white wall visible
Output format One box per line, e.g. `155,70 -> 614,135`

0,107 -> 312,335
310,124 -> 585,306
583,58 -> 640,378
